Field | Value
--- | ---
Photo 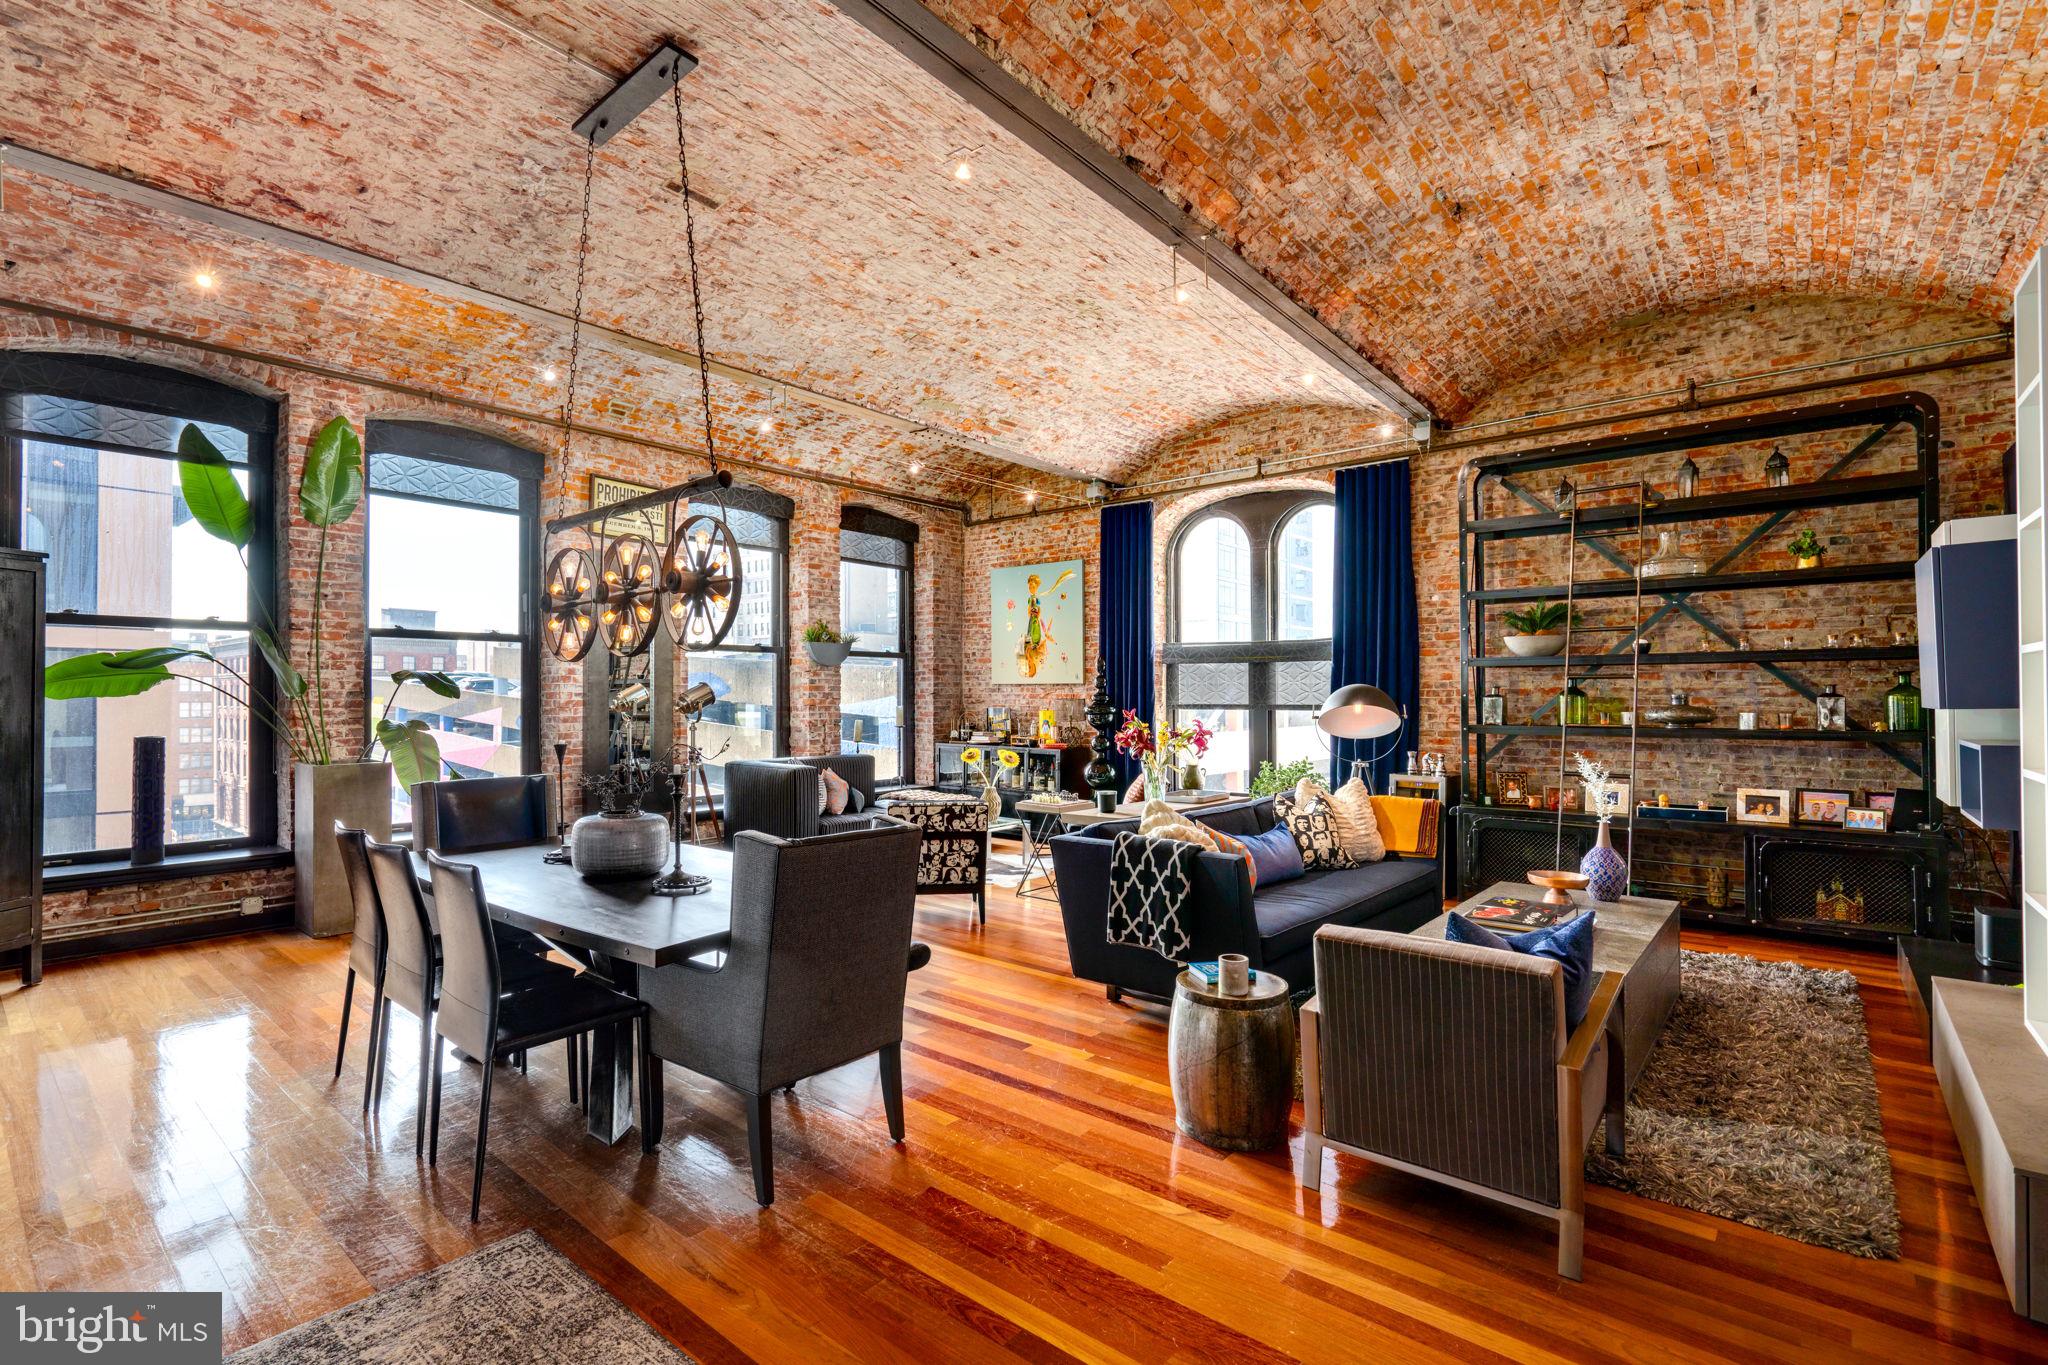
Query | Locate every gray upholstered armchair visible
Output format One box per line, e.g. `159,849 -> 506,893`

636,820 -> 922,1205
1300,925 -> 1625,1280
722,754 -> 879,842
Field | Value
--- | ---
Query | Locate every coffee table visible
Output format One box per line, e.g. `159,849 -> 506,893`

1414,881 -> 1681,1093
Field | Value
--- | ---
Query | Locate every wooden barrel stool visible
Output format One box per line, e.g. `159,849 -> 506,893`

1168,969 -> 1296,1151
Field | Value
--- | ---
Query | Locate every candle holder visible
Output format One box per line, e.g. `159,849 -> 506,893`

543,739 -> 573,865
652,767 -> 710,896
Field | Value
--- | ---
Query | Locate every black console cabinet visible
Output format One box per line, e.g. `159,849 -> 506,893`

0,549 -> 44,985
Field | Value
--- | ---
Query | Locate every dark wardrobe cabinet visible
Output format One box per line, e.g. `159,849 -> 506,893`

1,549 -> 44,985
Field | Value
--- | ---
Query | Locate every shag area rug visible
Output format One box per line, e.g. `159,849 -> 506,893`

229,1230 -> 693,1363
1585,949 -> 1901,1259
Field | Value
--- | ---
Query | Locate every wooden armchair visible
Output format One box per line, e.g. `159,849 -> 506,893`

1299,924 -> 1625,1279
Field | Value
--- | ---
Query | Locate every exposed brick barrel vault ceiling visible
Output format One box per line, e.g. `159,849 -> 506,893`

6,0 -> 2048,486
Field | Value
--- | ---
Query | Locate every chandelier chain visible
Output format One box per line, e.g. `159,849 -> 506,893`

562,133 -> 597,469
672,80 -> 720,477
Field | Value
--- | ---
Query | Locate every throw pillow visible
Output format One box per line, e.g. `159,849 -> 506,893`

820,766 -> 850,816
1316,775 -> 1386,863
1124,774 -> 1147,803
1238,824 -> 1305,886
847,786 -> 867,814
1444,911 -> 1598,1029
1137,801 -> 1259,889
1273,791 -> 1357,869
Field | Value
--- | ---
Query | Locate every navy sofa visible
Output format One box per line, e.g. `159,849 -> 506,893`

1048,796 -> 1443,1001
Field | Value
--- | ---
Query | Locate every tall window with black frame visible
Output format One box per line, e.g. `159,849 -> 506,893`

838,508 -> 917,783
362,422 -> 541,827
2,354 -> 280,865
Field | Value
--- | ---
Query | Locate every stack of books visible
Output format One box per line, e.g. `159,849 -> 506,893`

1464,895 -> 1575,933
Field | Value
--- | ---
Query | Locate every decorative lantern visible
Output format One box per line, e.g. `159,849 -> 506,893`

1676,455 -> 1699,499
1764,446 -> 1790,489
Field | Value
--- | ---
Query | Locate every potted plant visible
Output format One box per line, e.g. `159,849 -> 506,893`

800,621 -> 857,666
1500,600 -> 1581,657
1250,758 -> 1319,797
1787,527 -> 1825,569
40,416 -> 460,937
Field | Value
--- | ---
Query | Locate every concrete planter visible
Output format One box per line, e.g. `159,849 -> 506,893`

803,639 -> 852,667
294,761 -> 393,937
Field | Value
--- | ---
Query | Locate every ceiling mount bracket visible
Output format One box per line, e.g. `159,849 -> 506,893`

571,43 -> 698,146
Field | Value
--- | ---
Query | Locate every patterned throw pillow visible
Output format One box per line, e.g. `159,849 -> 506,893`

1314,775 -> 1386,863
820,766 -> 850,816
1274,790 -> 1357,870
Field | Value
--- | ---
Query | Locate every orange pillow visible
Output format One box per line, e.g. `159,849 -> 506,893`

1206,827 -> 1259,890
1370,795 -> 1440,858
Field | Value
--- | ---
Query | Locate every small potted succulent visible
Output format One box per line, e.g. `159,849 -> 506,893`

800,621 -> 857,667
1787,528 -> 1825,569
1500,600 -> 1582,657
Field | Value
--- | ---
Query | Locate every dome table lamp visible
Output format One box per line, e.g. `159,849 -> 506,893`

1317,683 -> 1406,786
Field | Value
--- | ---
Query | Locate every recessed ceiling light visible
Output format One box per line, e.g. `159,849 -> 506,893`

1301,372 -> 1318,386
1174,285 -> 1191,303
758,417 -> 775,433
192,271 -> 217,290
953,160 -> 973,181
1378,421 -> 1396,438
909,461 -> 923,475
541,366 -> 559,382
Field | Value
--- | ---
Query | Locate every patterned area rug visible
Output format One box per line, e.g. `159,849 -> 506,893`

229,1231 -> 693,1363
1587,949 -> 1901,1259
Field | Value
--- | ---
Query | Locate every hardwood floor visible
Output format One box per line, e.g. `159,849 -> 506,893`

1,871 -> 2042,1362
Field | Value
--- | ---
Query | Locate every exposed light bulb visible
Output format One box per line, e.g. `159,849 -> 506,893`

909,461 -> 923,475
1175,285 -> 1191,303
1025,489 -> 1038,504
758,417 -> 774,433
192,271 -> 217,290
1300,372 -> 1318,386
541,366 -> 559,382
953,160 -> 973,181
1378,421 -> 1396,438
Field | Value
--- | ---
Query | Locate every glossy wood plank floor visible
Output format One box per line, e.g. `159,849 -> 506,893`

2,875 -> 2044,1363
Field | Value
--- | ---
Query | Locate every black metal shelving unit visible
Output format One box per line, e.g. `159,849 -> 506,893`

1455,394 -> 1949,941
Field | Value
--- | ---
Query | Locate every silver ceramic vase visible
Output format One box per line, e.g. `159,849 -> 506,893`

570,809 -> 670,880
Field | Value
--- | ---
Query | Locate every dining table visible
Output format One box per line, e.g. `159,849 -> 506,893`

410,840 -> 733,1146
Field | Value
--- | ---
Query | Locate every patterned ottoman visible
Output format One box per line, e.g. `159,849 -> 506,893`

879,788 -> 992,922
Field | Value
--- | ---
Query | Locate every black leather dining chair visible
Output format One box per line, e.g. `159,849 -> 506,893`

360,835 -> 576,1149
424,850 -> 653,1220
410,775 -> 551,853
638,821 -> 922,1205
333,822 -> 388,1115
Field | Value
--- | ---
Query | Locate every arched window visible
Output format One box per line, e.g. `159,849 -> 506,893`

3,351 -> 281,863
1175,514 -> 1253,643
1167,492 -> 1334,791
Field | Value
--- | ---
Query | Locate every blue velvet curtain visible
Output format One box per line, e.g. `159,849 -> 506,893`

1098,501 -> 1155,788
1330,460 -> 1418,791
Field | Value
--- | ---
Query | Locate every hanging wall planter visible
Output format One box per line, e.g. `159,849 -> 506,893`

801,623 -> 856,667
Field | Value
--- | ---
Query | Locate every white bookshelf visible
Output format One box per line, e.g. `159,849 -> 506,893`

2017,250 -> 2048,1055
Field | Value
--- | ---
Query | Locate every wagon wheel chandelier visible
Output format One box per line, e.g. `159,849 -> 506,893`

541,43 -> 743,663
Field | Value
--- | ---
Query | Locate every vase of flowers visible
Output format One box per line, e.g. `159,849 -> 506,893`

958,746 -> 1017,819
1113,712 -> 1212,802
1574,752 -> 1628,902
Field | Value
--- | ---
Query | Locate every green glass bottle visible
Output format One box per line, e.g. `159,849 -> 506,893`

1884,670 -> 1923,734
1561,678 -> 1589,727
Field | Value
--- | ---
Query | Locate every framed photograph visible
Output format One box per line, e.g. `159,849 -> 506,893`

986,706 -> 1010,737
990,560 -> 1084,684
1734,787 -> 1792,825
1796,788 -> 1853,826
1495,768 -> 1530,805
1560,787 -> 1582,813
1586,779 -> 1630,817
1864,791 -> 1898,815
1844,805 -> 1890,832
